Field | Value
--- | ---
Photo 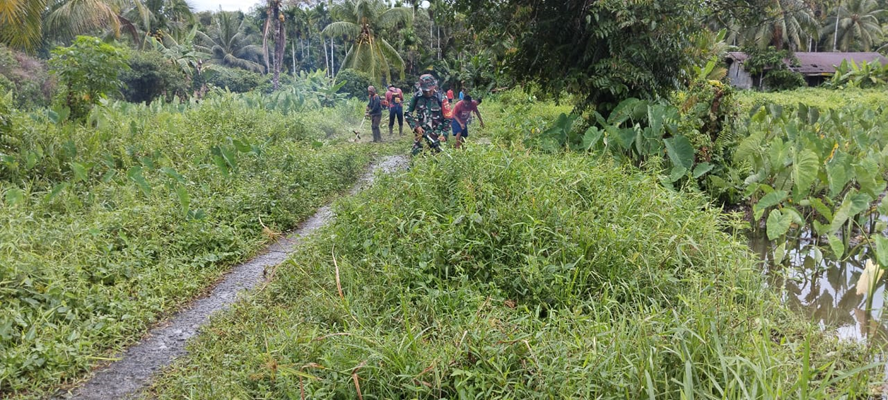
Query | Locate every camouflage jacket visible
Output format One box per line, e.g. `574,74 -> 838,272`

405,95 -> 450,136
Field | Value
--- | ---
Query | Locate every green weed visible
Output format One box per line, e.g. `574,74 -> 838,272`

0,92 -> 380,396
150,148 -> 877,399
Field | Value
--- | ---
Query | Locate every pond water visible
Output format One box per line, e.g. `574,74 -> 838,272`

750,235 -> 888,344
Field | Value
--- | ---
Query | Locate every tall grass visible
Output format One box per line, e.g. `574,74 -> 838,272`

151,148 -> 876,399
0,94 -> 388,396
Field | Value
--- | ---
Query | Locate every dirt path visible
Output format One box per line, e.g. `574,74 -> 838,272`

63,155 -> 408,400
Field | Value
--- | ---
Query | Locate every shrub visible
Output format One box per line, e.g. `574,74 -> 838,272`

742,47 -> 806,91
335,68 -> 375,99
48,36 -> 129,120
201,66 -> 269,93
120,50 -> 188,104
149,148 -> 875,399
0,44 -> 54,109
0,93 -> 377,396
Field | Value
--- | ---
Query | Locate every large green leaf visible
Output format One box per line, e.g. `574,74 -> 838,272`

613,127 -> 636,151
664,135 -> 694,170
175,185 -> 190,215
668,166 -> 687,183
791,148 -> 818,200
4,188 -> 24,206
767,138 -> 791,174
70,162 -> 88,183
878,195 -> 888,216
854,156 -> 885,198
874,235 -> 888,268
692,163 -> 714,179
753,190 -> 788,221
212,155 -> 230,177
581,126 -> 604,151
127,166 -> 152,196
829,190 -> 872,234
808,197 -> 833,222
826,151 -> 851,197
766,210 -> 793,240
827,234 -> 845,259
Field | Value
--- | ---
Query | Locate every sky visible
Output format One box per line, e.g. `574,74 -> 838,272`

186,0 -> 255,12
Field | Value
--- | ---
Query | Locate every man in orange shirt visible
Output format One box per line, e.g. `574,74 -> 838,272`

451,95 -> 484,149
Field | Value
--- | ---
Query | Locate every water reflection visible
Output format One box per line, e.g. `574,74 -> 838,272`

750,235 -> 888,344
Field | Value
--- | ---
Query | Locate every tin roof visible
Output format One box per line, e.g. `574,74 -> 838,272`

726,51 -> 888,75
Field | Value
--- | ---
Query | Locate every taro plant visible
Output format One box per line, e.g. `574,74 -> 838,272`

582,98 -> 716,188
825,59 -> 888,89
736,102 -> 888,261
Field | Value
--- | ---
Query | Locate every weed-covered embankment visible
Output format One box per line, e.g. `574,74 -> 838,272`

152,148 -> 873,398
0,96 -> 378,395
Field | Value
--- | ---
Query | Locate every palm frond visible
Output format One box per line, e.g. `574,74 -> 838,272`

376,7 -> 412,30
378,37 -> 405,79
0,0 -> 46,51
322,21 -> 360,39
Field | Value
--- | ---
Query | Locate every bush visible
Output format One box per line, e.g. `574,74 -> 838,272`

0,44 -> 54,109
0,93 -> 378,396
335,68 -> 375,99
120,50 -> 188,104
201,66 -> 269,93
742,47 -> 806,92
762,68 -> 806,91
149,148 -> 875,399
48,36 -> 129,120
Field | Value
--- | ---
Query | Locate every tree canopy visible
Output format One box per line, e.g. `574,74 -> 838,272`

453,0 -> 710,112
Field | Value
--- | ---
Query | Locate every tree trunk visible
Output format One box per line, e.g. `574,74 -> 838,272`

273,9 -> 286,90
322,36 -> 328,76
263,6 -> 272,74
292,39 -> 296,74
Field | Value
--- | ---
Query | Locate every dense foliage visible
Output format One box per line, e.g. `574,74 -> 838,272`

742,47 -> 805,91
0,45 -> 53,109
4,0 -> 888,397
48,37 -> 129,120
455,0 -> 706,112
0,93 -> 381,396
150,147 -> 874,398
120,50 -> 188,103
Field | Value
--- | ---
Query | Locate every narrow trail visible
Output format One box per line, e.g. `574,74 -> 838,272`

64,155 -> 409,400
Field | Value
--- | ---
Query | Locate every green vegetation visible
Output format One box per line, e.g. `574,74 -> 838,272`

150,146 -> 875,398
48,37 -> 129,120
736,87 -> 888,110
0,92 -> 388,396
4,0 -> 888,397
0,45 -> 52,109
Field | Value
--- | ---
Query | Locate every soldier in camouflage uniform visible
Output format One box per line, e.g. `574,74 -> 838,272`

406,74 -> 450,155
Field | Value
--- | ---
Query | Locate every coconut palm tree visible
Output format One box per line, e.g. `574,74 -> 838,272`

322,0 -> 412,84
0,0 -> 46,51
822,0 -> 886,51
747,0 -> 819,50
127,0 -> 195,48
195,10 -> 264,73
263,0 -> 286,89
45,0 -> 141,42
284,4 -> 309,73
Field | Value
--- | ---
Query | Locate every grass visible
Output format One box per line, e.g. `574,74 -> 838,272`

735,87 -> 888,111
0,93 -> 402,397
149,145 -> 877,399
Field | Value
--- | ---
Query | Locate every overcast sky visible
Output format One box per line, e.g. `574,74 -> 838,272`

186,0 -> 257,12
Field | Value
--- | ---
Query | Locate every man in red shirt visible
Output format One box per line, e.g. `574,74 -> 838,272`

385,84 -> 404,136
450,95 -> 484,149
